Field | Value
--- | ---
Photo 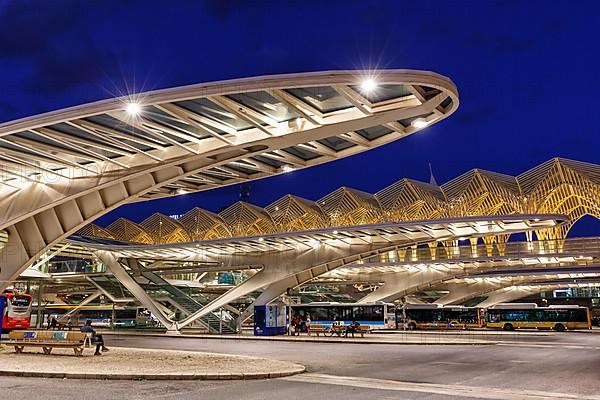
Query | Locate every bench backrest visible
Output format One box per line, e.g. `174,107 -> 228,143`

68,332 -> 88,341
8,330 -> 88,342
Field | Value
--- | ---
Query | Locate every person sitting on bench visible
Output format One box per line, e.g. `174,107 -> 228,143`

345,320 -> 361,337
81,319 -> 109,355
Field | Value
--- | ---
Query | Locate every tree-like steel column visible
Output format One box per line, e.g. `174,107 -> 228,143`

96,250 -> 179,332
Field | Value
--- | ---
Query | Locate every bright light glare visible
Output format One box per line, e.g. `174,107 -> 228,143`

360,78 -> 378,94
411,118 -> 430,129
307,239 -> 319,248
176,189 -> 188,195
125,101 -> 142,116
282,165 -> 294,173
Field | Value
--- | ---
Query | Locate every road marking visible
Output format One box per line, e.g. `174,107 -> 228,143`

509,360 -> 532,363
430,361 -> 471,366
282,373 -> 600,400
498,341 -> 586,346
497,343 -> 600,350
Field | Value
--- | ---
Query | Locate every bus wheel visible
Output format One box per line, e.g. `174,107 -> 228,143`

503,323 -> 514,331
407,322 -> 417,330
554,323 -> 566,332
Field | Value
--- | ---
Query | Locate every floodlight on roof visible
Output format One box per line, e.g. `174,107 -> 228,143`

360,78 -> 378,94
125,101 -> 142,116
411,118 -> 430,129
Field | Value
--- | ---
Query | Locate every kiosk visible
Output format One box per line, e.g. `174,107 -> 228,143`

254,303 -> 287,336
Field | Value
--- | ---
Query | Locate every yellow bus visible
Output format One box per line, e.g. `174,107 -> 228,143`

402,304 -> 485,330
486,303 -> 591,331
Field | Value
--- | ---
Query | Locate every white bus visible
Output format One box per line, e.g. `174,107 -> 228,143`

291,301 -> 396,330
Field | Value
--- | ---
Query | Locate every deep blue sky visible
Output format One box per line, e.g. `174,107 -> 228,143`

0,1 -> 598,233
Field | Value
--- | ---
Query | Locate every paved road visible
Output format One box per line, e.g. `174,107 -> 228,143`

2,331 -> 600,399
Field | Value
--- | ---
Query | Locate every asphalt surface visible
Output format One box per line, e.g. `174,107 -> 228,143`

2,330 -> 600,399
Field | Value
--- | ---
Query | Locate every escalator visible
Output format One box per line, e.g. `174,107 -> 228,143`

87,276 -> 134,301
125,260 -> 237,334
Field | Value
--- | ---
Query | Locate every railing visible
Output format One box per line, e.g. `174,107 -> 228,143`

47,259 -> 106,275
88,276 -> 133,299
360,237 -> 600,264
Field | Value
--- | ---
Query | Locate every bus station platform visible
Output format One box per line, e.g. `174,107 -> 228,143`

0,346 -> 304,380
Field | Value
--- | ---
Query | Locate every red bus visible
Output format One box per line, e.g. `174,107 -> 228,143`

0,292 -> 33,330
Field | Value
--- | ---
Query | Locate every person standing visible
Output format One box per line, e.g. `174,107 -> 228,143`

46,314 -> 52,330
306,314 -> 311,336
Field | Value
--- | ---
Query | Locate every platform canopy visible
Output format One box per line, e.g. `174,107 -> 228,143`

0,69 -> 459,291
67,214 -> 564,260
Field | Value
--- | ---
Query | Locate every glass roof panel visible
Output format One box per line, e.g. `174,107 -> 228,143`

440,96 -> 453,109
14,131 -> 79,153
47,123 -> 123,158
283,146 -> 321,161
419,86 -> 443,100
143,106 -> 212,140
226,91 -> 301,122
225,163 -> 261,175
201,170 -> 229,181
349,84 -> 413,103
84,115 -> 162,151
398,112 -> 435,128
285,86 -> 353,113
251,155 -> 286,168
175,99 -> 253,131
317,137 -> 356,151
355,125 -> 394,140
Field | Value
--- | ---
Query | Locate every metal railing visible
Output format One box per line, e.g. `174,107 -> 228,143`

361,237 -> 600,265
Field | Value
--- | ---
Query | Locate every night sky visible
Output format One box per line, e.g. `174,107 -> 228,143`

0,1 -> 598,234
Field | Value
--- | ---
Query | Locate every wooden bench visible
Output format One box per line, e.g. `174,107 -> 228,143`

7,330 -> 92,356
307,324 -> 370,337
308,324 -> 328,336
345,325 -> 371,338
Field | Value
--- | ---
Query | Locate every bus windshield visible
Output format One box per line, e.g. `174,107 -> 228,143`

10,296 -> 32,307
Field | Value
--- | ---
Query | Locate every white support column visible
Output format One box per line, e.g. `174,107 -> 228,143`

477,286 -> 549,308
96,250 -> 179,332
404,295 -> 426,304
359,268 -> 459,303
63,290 -> 102,318
434,281 -> 505,305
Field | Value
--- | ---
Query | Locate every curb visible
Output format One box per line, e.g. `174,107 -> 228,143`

0,366 -> 305,381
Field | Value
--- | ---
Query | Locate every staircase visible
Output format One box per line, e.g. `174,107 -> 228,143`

126,261 -> 237,334
88,276 -> 134,300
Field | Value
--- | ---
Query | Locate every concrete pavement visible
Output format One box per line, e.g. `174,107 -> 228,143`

2,330 -> 600,399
